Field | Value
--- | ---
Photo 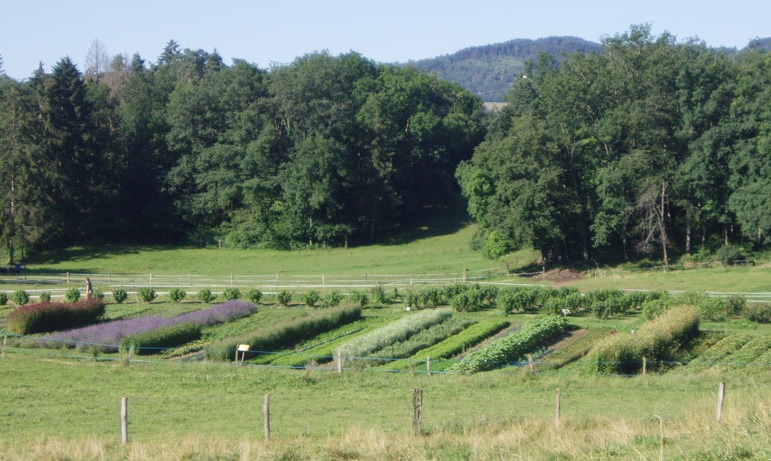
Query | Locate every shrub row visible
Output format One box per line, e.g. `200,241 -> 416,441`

120,322 -> 202,355
369,316 -> 474,362
449,315 -> 567,374
6,299 -> 106,334
410,319 -> 512,361
589,305 -> 700,375
204,306 -> 362,361
42,300 -> 257,351
340,308 -> 453,359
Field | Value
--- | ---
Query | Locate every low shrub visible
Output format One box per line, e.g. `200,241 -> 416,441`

120,322 -> 201,355
247,289 -> 263,304
198,288 -> 216,304
349,290 -> 367,307
12,290 -> 30,305
223,287 -> 241,301
6,299 -> 106,335
65,288 -> 81,303
113,288 -> 128,304
370,285 -> 388,305
743,303 -> 771,323
321,290 -> 342,308
302,290 -> 320,307
276,289 -> 292,306
39,291 -> 52,303
169,288 -> 187,303
0,293 -> 7,305
139,288 -> 157,303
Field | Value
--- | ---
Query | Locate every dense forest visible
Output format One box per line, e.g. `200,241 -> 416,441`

1,25 -> 770,266
0,43 -> 485,263
407,36 -> 602,101
458,25 -> 771,265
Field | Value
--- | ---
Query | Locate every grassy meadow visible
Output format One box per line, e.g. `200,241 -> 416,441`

2,215 -> 771,460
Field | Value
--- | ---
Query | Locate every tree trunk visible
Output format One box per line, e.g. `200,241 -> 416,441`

659,181 -> 669,271
685,221 -> 692,255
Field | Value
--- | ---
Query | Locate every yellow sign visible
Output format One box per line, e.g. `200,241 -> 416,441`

237,344 -> 250,352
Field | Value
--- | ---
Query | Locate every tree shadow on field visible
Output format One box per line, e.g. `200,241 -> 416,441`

379,201 -> 472,246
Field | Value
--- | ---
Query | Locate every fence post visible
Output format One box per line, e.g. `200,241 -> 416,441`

263,394 -> 271,441
642,356 -> 647,375
555,388 -> 561,428
427,356 -> 431,377
121,397 -> 129,445
336,347 -> 342,373
527,354 -> 535,374
2,334 -> 6,358
717,382 -> 725,422
412,388 -> 423,435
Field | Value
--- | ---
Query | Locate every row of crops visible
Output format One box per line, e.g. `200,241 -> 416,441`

3,283 -> 771,374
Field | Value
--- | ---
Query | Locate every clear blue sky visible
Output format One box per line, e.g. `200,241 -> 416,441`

2,0 -> 768,80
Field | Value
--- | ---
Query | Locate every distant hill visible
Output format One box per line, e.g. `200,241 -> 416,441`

404,36 -> 601,102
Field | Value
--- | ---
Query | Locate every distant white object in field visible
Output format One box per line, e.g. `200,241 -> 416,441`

406,307 -> 411,311
561,309 -> 571,317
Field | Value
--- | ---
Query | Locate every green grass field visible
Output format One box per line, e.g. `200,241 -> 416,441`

2,217 -> 771,460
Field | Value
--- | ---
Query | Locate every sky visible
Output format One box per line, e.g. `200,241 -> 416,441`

1,0 -> 769,81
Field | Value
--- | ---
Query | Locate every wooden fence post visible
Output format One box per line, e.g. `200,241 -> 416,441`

412,388 -> 423,435
717,382 -> 725,422
427,356 -> 431,377
263,394 -> 271,442
336,348 -> 342,373
555,388 -> 561,428
527,354 -> 535,374
121,397 -> 129,445
642,356 -> 647,375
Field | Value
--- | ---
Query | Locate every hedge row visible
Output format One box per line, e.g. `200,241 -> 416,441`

120,322 -> 202,355
5,299 -> 105,334
589,305 -> 700,375
204,305 -> 362,361
449,315 -> 567,374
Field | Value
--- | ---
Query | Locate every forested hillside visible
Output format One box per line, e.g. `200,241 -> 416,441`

457,25 -> 771,264
0,45 -> 485,262
1,26 -> 771,266
406,36 -> 601,101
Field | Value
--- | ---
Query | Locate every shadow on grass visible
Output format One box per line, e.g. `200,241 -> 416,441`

378,200 -> 473,246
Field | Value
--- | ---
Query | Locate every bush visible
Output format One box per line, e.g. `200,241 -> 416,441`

370,285 -> 388,304
93,288 -> 105,300
65,287 -> 81,303
198,288 -> 216,304
6,299 -> 106,334
39,291 -> 52,303
113,288 -> 128,304
716,244 -> 744,266
12,290 -> 30,306
169,288 -> 187,303
349,290 -> 368,307
321,290 -> 342,308
0,293 -> 7,305
743,303 -> 771,323
276,289 -> 292,306
139,288 -> 157,303
247,289 -> 263,304
302,290 -> 320,307
223,287 -> 241,301
120,322 -> 201,355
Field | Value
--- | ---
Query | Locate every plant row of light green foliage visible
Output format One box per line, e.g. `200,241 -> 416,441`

340,309 -> 453,360
204,306 -> 361,361
589,305 -> 700,375
120,323 -> 202,356
449,315 -> 567,374
368,316 -> 474,362
379,319 -> 511,372
685,334 -> 771,371
266,316 -> 389,368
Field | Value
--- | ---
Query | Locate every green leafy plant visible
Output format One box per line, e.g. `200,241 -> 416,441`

276,289 -> 292,306
65,288 -> 81,303
112,288 -> 128,304
223,287 -> 241,301
247,289 -> 263,304
198,288 -> 216,304
139,287 -> 157,303
169,288 -> 187,303
350,290 -> 368,307
11,290 -> 30,306
39,291 -> 52,303
302,290 -> 320,307
321,290 -> 342,308
0,293 -> 7,305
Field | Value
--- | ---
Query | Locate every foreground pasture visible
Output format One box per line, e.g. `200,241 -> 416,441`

1,350 -> 770,460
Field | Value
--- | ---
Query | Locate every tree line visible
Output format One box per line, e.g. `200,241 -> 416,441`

1,25 -> 770,267
0,41 -> 485,263
457,25 -> 771,265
